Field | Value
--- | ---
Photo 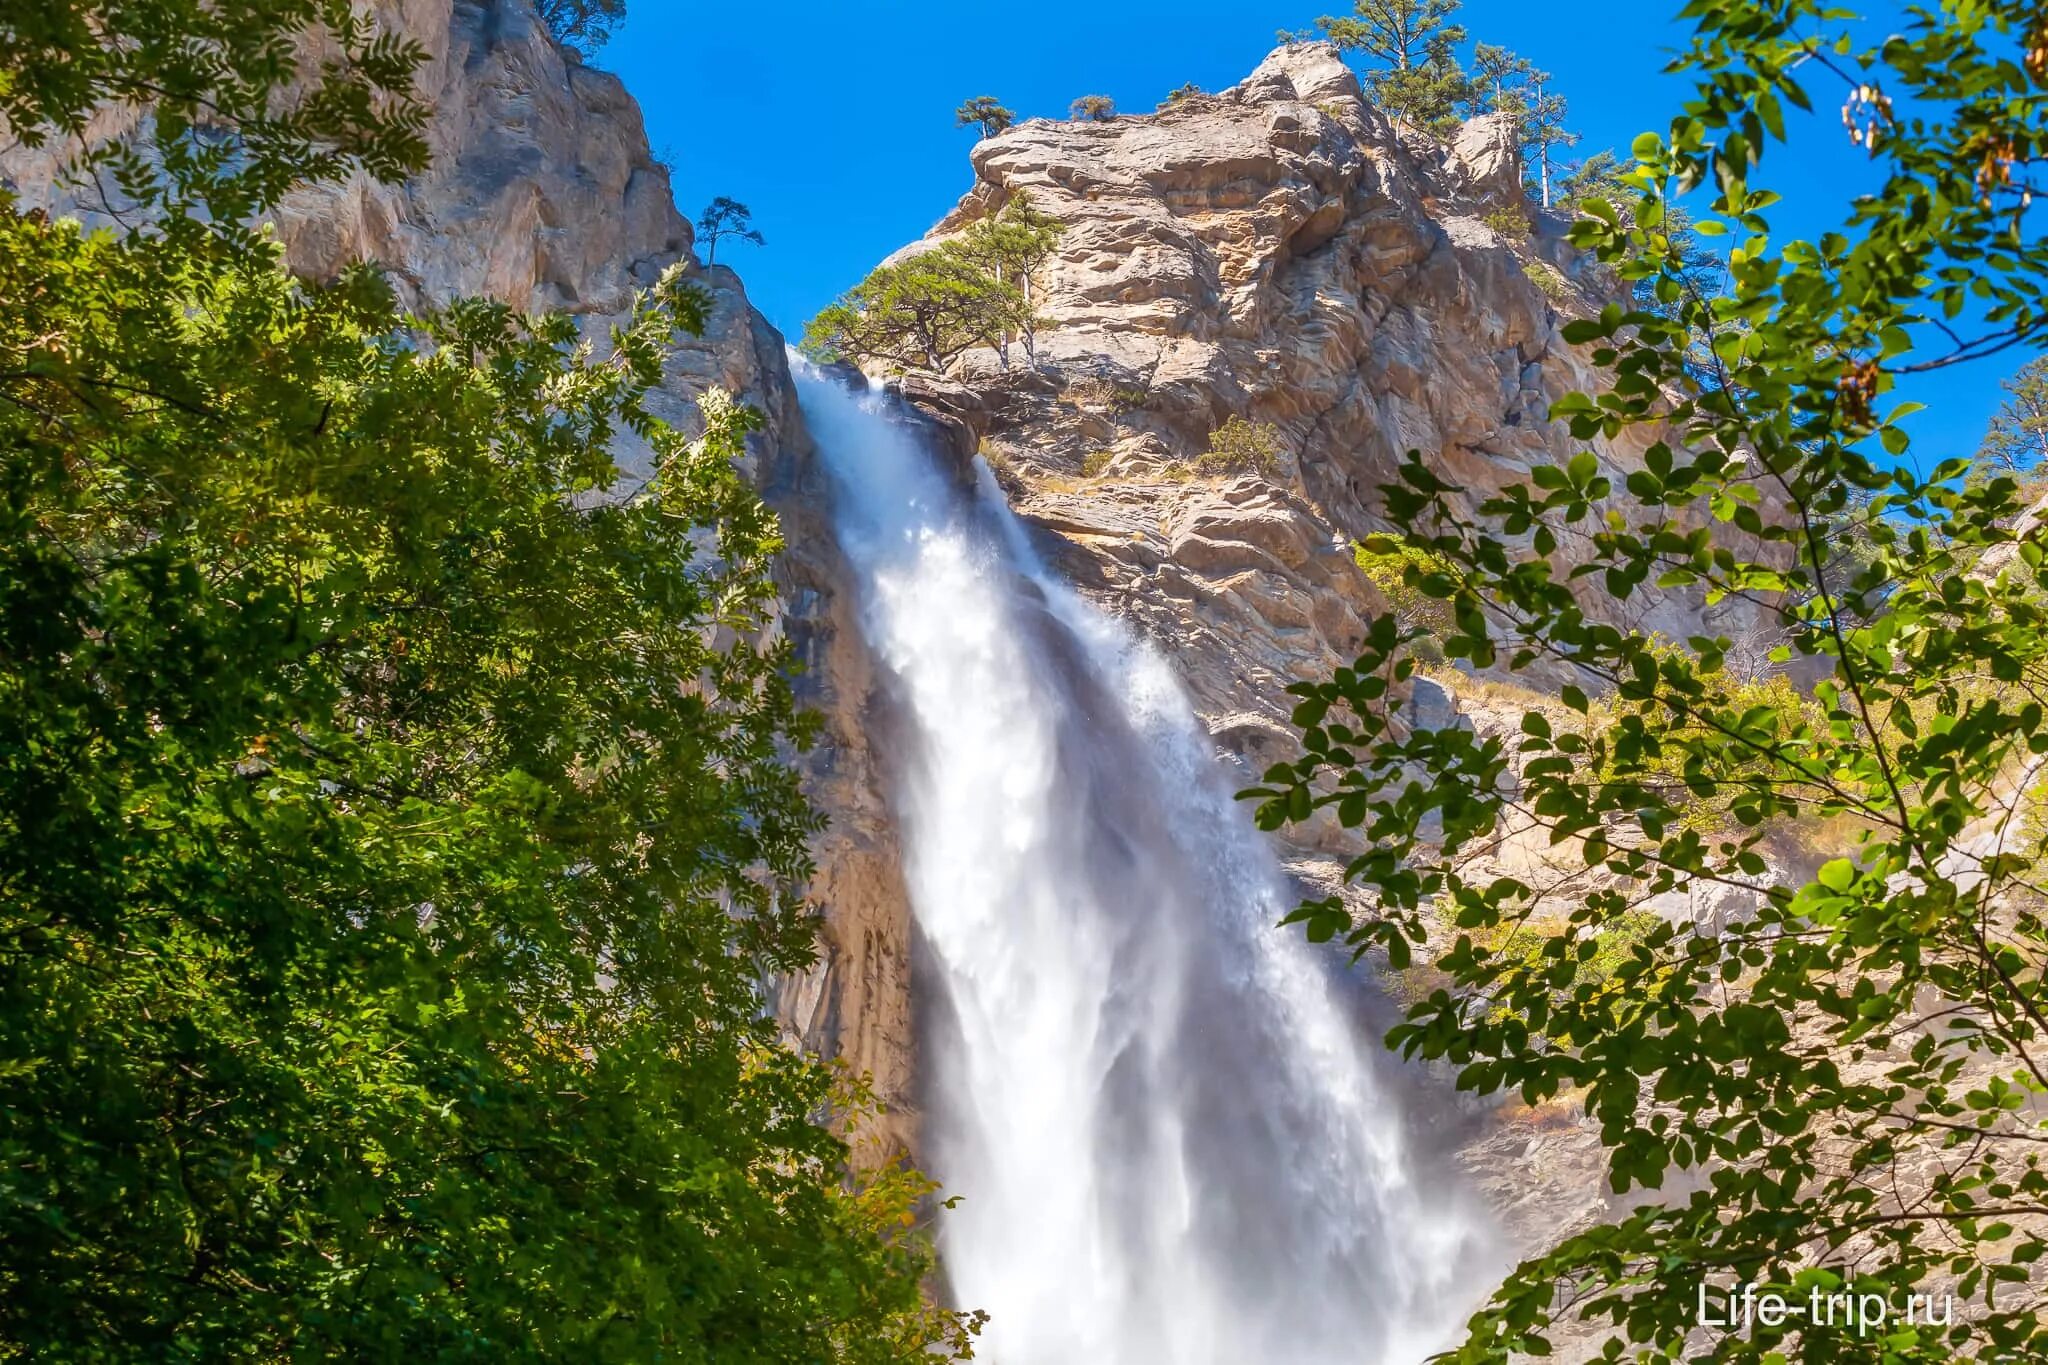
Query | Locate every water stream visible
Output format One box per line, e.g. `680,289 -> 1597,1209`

793,359 -> 1494,1364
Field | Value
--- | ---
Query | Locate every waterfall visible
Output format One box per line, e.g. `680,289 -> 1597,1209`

792,358 -> 1496,1364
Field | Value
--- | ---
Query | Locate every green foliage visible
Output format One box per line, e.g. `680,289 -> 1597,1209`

805,195 -> 1064,372
1521,258 -> 1569,303
1314,0 -> 1462,71
1354,535 -> 1457,639
534,0 -> 626,51
0,0 -> 429,250
1159,82 -> 1204,111
1082,449 -> 1116,477
804,252 -> 1012,373
954,95 -> 1015,138
1584,640 -> 1820,835
1481,204 -> 1531,240
0,6 -> 976,1360
696,195 -> 765,267
1559,149 -> 1722,317
1246,2 -> 2048,1360
1316,0 -> 1471,132
1469,41 -> 1532,115
1466,908 -> 1669,1019
1979,355 -> 2048,479
1069,94 -> 1117,121
0,213 -> 975,1364
1193,416 -> 1285,476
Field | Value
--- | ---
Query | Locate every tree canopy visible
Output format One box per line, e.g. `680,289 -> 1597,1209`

696,195 -> 765,267
1249,0 -> 2048,1360
0,2 -> 975,1359
955,95 -> 1016,138
1980,356 -> 2048,482
803,196 -> 1064,373
1315,0 -> 1471,131
534,0 -> 626,52
1314,0 -> 1463,72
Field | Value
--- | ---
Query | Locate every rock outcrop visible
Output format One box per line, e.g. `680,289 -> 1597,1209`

866,39 -> 1752,1243
898,41 -> 1752,768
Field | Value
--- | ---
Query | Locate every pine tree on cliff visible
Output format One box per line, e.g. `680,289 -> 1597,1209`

1980,356 -> 2048,477
1468,41 -> 1531,114
955,96 -> 1015,138
1069,94 -> 1117,121
1315,0 -> 1471,131
696,196 -> 764,267
948,194 -> 1067,367
535,0 -> 625,51
1315,0 -> 1461,71
1520,70 -> 1576,208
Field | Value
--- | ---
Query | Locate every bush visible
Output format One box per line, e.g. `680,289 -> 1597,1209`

1354,536 -> 1458,640
1523,259 -> 1570,302
1192,415 -> 1284,476
1070,95 -> 1116,121
1482,204 -> 1531,240
535,0 -> 625,51
1081,449 -> 1115,477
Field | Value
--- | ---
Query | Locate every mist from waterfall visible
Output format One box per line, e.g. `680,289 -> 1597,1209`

792,358 -> 1495,1364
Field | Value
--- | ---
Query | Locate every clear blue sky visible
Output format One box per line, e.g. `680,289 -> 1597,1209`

608,0 -> 2013,467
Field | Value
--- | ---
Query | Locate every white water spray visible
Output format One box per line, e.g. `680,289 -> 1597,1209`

793,359 -> 1494,1364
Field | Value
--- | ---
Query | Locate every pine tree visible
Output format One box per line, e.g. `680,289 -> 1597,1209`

1521,70 -> 1577,208
954,96 -> 1015,139
1315,0 -> 1470,131
1370,29 -> 1472,131
534,0 -> 625,52
1469,41 -> 1532,114
1314,0 -> 1463,71
1069,94 -> 1116,121
696,196 -> 764,267
804,196 -> 1065,374
1979,355 -> 2048,477
949,193 -> 1067,367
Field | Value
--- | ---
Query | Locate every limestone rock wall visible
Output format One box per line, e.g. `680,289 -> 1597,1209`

865,40 -> 1768,1244
895,42 -> 1760,790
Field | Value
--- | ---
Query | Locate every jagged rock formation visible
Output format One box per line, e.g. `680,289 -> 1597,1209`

866,40 -> 1704,1240
890,41 -> 1747,792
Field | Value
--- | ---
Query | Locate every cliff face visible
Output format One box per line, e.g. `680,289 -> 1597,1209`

866,42 -> 1735,1239
892,43 -> 1750,807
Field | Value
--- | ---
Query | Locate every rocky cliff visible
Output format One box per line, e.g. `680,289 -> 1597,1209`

862,41 -> 1695,1237
5,10 -> 1689,1245
888,44 -> 1754,792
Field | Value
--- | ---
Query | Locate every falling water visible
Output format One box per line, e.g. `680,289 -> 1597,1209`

793,358 -> 1495,1364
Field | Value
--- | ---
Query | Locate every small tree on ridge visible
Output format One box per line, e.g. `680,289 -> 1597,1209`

696,197 -> 764,268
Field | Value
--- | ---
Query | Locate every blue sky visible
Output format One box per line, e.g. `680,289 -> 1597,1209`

609,0 -> 2015,467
